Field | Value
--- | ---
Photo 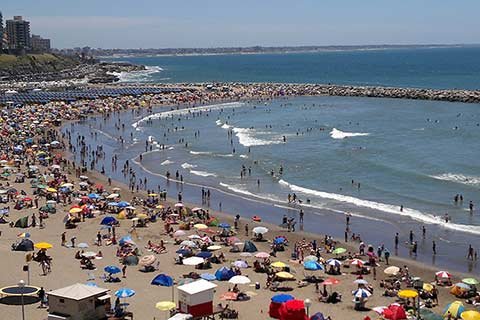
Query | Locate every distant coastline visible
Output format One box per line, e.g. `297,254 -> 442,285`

93,43 -> 474,58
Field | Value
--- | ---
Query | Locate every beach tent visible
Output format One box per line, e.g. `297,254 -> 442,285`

215,267 -> 235,281
13,238 -> 34,251
152,274 -> 174,287
310,313 -> 325,320
278,299 -> 308,320
242,241 -> 258,253
269,294 -> 294,319
14,216 -> 29,228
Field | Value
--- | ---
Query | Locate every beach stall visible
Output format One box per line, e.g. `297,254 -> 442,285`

47,283 -> 110,320
177,279 -> 217,317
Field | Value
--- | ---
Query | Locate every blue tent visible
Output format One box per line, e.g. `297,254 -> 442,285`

303,261 -> 324,271
201,273 -> 216,281
271,294 -> 294,303
215,267 -> 235,281
196,251 -> 213,258
242,240 -> 257,253
151,274 -> 174,287
100,216 -> 117,225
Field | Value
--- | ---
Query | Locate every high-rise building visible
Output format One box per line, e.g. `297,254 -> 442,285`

0,11 -> 3,51
6,16 -> 31,51
31,34 -> 51,52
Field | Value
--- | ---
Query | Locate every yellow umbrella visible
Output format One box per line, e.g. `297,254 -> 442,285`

423,283 -> 433,292
398,289 -> 418,299
156,205 -> 164,209
46,187 -> 57,193
461,310 -> 480,320
276,271 -> 295,280
155,301 -> 176,311
271,261 -> 287,268
194,223 -> 208,230
117,210 -> 127,219
69,208 -> 82,214
148,193 -> 158,197
34,242 -> 53,250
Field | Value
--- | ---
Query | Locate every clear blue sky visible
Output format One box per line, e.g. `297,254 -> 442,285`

2,0 -> 479,49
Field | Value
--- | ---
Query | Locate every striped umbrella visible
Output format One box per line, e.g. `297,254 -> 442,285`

436,270 -> 452,279
443,301 -> 465,318
115,288 -> 135,298
352,288 -> 372,298
326,259 -> 342,267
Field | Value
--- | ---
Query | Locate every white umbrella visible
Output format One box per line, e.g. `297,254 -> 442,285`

252,226 -> 268,234
173,230 -> 186,238
229,275 -> 251,285
180,240 -> 198,248
183,257 -> 204,266
82,251 -> 97,258
188,235 -> 202,240
106,193 -> 119,199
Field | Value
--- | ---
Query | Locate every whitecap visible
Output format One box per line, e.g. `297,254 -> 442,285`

430,173 -> 480,186
161,160 -> 174,165
189,150 -> 212,156
109,65 -> 163,83
181,162 -> 197,169
190,170 -> 217,177
330,128 -> 370,139
233,127 -> 283,147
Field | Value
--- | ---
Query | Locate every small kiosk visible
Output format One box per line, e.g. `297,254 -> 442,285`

177,279 -> 217,317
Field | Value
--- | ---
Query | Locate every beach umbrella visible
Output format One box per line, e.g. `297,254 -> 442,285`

115,288 -> 135,298
454,282 -> 471,290
275,271 -> 295,280
229,275 -> 251,285
240,252 -> 252,257
119,235 -> 136,246
398,289 -> 418,299
384,266 -> 400,276
174,203 -> 184,208
194,223 -> 208,230
106,193 -> 119,199
173,230 -> 186,238
255,252 -> 270,259
304,255 -> 318,262
88,193 -> 100,199
34,242 -> 53,250
252,226 -> 268,234
215,267 -> 235,281
196,251 -> 213,259
271,261 -> 287,268
139,255 -> 157,266
183,257 -> 204,266
271,294 -> 295,303
188,234 -> 201,240
436,270 -> 452,279
303,261 -> 324,271
46,187 -> 57,193
350,259 -> 365,267
461,311 -> 480,320
352,288 -> 372,298
107,202 -> 119,207
326,258 -> 341,267
155,205 -> 164,209
117,201 -> 130,208
310,313 -> 326,320
69,207 -> 82,214
207,245 -> 222,251
373,306 -> 388,315
17,232 -> 30,238
443,301 -> 465,318
104,265 -> 121,274
100,216 -> 117,226
233,260 -> 248,269
273,236 -> 287,244
77,243 -> 89,249
201,273 -> 217,281
175,249 -> 192,256
81,251 -> 97,258
151,274 -> 174,287
386,304 -> 407,320
462,278 -> 479,285
323,278 -> 340,286
354,279 -> 369,285
180,240 -> 197,248
423,283 -> 434,292
155,301 -> 176,311
60,183 -> 73,188
218,222 -> 230,229
332,247 -> 347,255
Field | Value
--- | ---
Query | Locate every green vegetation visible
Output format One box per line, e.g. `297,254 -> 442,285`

0,53 -> 80,75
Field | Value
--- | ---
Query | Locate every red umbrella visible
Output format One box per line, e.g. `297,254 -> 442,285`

323,278 -> 340,286
385,304 -> 407,320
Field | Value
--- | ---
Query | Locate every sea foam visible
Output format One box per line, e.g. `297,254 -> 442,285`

330,128 -> 370,139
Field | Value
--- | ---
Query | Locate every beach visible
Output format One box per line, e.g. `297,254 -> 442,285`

0,86 -> 479,320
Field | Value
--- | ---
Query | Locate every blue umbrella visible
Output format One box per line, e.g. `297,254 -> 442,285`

107,202 -> 119,207
303,261 -> 324,271
88,193 -> 100,199
310,312 -> 325,320
273,237 -> 287,245
104,265 -> 121,274
201,273 -> 217,281
119,235 -> 135,246
117,201 -> 130,208
271,294 -> 294,303
176,249 -> 192,256
352,288 -> 372,298
218,223 -> 230,229
115,288 -> 135,298
215,267 -> 235,281
100,216 -> 117,226
151,274 -> 174,287
196,251 -> 213,258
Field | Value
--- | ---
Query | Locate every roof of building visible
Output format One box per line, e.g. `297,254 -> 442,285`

48,283 -> 109,300
177,279 -> 217,295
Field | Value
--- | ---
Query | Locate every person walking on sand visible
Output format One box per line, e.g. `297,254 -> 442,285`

61,232 -> 66,246
394,233 -> 399,250
468,244 -> 474,260
122,264 -> 127,278
245,224 -> 249,237
299,209 -> 304,223
432,240 -> 437,255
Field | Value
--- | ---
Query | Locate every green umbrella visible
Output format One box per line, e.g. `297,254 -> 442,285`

462,278 -> 479,285
332,247 -> 347,255
37,184 -> 47,189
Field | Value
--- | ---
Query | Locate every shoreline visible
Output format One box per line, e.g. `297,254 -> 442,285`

62,97 -> 480,276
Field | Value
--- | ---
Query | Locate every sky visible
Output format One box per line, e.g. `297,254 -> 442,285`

2,0 -> 479,49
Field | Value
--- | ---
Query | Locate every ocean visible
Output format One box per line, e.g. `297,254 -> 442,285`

78,47 -> 480,273
104,46 -> 480,90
